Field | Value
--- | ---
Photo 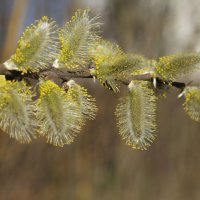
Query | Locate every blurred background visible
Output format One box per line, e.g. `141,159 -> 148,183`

1,0 -> 200,199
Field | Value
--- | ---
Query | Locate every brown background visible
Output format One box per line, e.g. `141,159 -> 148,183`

0,0 -> 200,199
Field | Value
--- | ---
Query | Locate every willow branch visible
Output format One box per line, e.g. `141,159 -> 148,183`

0,63 -> 185,90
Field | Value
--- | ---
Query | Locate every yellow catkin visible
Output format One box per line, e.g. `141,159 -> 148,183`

57,9 -> 100,69
156,53 -> 200,81
115,80 -> 157,150
66,82 -> 97,120
0,81 -> 37,143
184,87 -> 200,122
4,16 -> 59,72
37,80 -> 84,147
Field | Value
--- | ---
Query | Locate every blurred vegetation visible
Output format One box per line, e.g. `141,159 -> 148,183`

0,0 -> 200,199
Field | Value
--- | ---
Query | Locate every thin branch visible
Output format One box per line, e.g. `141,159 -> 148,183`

0,63 -> 185,90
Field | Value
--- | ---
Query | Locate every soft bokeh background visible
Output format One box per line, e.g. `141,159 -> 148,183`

0,0 -> 200,199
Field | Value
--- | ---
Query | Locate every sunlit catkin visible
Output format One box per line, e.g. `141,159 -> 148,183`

4,16 -> 60,73
66,80 -> 97,121
0,81 -> 37,143
156,52 -> 200,82
184,87 -> 200,122
36,80 -> 83,147
115,81 -> 157,150
54,9 -> 101,69
89,39 -> 148,92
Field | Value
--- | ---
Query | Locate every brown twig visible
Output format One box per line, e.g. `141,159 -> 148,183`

0,63 -> 185,91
